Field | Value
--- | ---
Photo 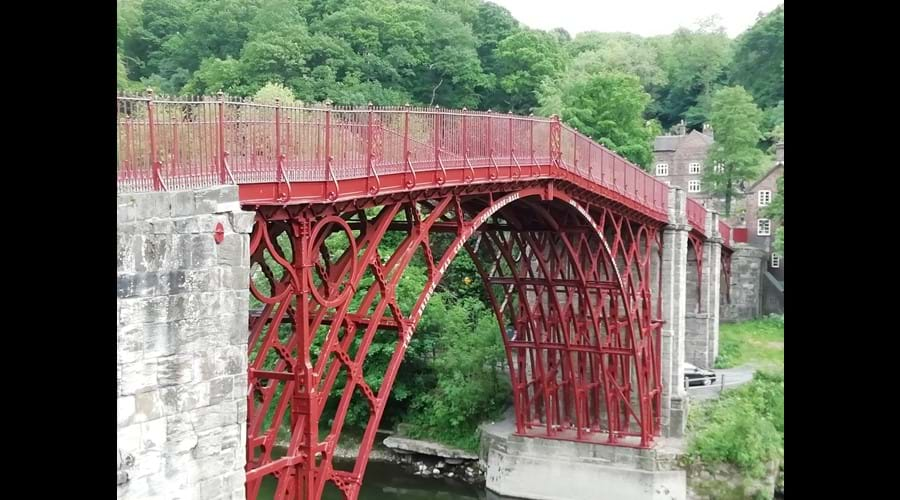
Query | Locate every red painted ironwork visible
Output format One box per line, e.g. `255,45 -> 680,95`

686,197 -> 705,233
718,220 -> 731,247
115,94 -> 734,500
245,188 -> 664,499
732,227 -> 748,243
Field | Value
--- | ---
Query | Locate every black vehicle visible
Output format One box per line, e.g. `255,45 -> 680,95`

684,362 -> 717,386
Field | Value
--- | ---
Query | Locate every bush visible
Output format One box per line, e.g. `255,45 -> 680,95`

687,372 -> 784,478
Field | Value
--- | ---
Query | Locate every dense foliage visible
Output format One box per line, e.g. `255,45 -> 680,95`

687,371 -> 784,478
703,86 -> 766,216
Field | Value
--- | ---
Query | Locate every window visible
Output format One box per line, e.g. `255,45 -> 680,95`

655,163 -> 669,176
758,190 -> 772,206
689,162 -> 702,174
713,163 -> 725,173
688,180 -> 702,192
757,219 -> 771,236
771,253 -> 781,268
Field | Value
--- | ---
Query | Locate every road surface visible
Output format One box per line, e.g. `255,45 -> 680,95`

686,365 -> 756,401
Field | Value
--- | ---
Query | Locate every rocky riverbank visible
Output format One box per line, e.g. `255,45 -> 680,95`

326,431 -> 486,487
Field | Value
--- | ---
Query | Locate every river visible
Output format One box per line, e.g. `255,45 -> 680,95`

257,458 -> 488,499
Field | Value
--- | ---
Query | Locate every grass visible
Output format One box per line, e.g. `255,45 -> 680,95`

715,315 -> 784,372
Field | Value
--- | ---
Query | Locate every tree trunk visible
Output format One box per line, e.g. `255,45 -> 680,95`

725,178 -> 733,217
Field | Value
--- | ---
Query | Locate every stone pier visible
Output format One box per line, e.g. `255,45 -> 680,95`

684,211 -> 722,369
116,186 -> 253,500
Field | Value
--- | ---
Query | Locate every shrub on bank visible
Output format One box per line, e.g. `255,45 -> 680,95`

686,371 -> 784,478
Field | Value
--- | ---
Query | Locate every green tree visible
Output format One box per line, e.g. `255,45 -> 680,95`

539,71 -> 659,169
765,175 -> 784,254
470,1 -> 521,110
495,29 -> 567,112
730,5 -> 784,109
655,19 -> 732,128
703,86 -> 765,216
253,82 -> 298,104
182,57 -> 248,95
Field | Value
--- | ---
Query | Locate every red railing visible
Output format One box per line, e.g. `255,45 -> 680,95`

117,93 -> 733,241
686,197 -> 706,232
719,220 -> 731,247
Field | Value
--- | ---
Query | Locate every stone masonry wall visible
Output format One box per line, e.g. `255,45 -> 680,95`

117,187 -> 253,500
720,245 -> 766,323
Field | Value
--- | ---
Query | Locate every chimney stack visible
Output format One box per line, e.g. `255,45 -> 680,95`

702,123 -> 714,139
673,120 -> 686,136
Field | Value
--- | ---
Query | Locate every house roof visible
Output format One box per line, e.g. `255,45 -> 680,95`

653,130 -> 714,152
747,162 -> 784,192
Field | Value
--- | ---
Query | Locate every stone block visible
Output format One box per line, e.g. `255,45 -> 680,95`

149,219 -> 175,234
193,427 -> 224,459
183,381 -> 211,412
118,395 -> 135,427
165,414 -> 200,454
198,476 -> 224,500
140,417 -> 168,452
130,449 -> 164,481
118,424 -> 141,455
118,196 -> 138,224
143,322 -> 179,359
170,191 -> 196,217
216,233 -> 244,267
117,323 -> 143,365
191,404 -> 229,432
134,390 -> 164,423
134,192 -> 171,221
174,216 -> 201,234
157,354 -> 193,387
209,376 -> 234,406
119,361 -> 158,396
229,211 -> 256,234
189,235 -> 218,269
194,189 -> 221,214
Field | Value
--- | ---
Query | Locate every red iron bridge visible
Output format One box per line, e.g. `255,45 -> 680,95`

117,93 -> 734,500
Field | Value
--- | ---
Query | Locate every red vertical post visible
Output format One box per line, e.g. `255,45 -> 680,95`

433,106 -> 441,184
573,129 -> 578,175
324,101 -> 332,196
403,103 -> 411,188
587,138 -> 592,181
146,89 -> 161,191
367,102 -> 374,194
550,115 -> 561,177
462,108 -> 469,180
275,99 -> 284,185
217,91 -> 226,184
507,112 -> 513,168
643,173 -> 648,204
487,109 -> 493,163
529,115 -> 535,175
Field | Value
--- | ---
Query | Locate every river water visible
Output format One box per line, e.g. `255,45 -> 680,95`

257,458 -> 488,499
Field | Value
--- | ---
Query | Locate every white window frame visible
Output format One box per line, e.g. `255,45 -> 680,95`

713,163 -> 725,173
688,162 -> 702,174
757,218 -> 771,236
688,180 -> 702,193
771,253 -> 781,268
758,190 -> 772,206
655,163 -> 669,176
